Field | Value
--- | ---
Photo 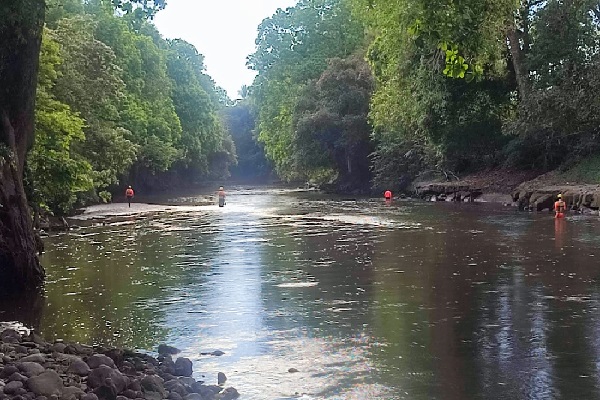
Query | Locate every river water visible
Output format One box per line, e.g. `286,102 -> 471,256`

3,187 -> 600,399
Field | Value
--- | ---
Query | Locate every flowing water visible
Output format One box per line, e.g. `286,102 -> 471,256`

3,187 -> 600,399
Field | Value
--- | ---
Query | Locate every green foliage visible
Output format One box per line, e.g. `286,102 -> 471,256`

249,0 -> 366,181
166,39 -> 224,173
111,0 -> 167,20
504,0 -> 600,170
30,30 -> 93,214
255,78 -> 299,180
50,16 -> 138,189
91,7 -> 182,173
26,0 -> 233,213
346,0 -> 515,183
223,101 -> 272,181
293,55 -> 374,184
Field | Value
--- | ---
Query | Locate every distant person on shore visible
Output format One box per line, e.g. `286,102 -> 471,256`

384,190 -> 392,200
217,186 -> 226,207
125,185 -> 135,208
554,193 -> 566,218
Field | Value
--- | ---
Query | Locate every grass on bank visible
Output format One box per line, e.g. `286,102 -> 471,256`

557,155 -> 600,184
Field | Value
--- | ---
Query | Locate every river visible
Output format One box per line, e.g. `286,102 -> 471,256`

3,187 -> 600,399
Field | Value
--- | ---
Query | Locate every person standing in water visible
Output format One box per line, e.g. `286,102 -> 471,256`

554,193 -> 566,218
217,186 -> 226,207
125,185 -> 134,208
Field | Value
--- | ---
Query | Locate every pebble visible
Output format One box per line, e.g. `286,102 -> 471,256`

0,329 -> 239,400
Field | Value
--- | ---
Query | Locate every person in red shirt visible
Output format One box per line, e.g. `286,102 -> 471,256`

125,186 -> 134,208
554,193 -> 566,218
384,190 -> 392,200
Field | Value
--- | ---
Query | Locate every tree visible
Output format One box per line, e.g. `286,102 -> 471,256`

224,101 -> 272,182
90,7 -> 182,175
0,0 -> 168,291
50,16 -> 137,200
28,29 -> 93,215
347,0 -> 515,181
0,0 -> 46,291
293,55 -> 374,188
249,0 -> 365,180
166,39 -> 222,173
504,0 -> 600,169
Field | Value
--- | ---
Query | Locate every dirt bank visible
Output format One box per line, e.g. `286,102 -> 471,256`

412,168 -> 600,213
413,169 -> 544,202
511,171 -> 600,212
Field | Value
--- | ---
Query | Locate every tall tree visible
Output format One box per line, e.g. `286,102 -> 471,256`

50,16 -> 137,202
249,0 -> 365,181
0,0 -> 167,291
0,0 -> 46,291
29,28 -> 94,215
293,55 -> 374,188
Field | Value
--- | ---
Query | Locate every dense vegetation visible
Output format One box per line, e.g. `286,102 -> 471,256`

29,0 -> 236,215
29,0 -> 600,209
249,0 -> 600,192
2,0 -> 599,288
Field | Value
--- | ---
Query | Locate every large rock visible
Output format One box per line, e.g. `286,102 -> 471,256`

531,193 -> 553,211
1,330 -> 22,344
87,354 -> 116,369
4,381 -> 24,395
62,386 -> 85,400
88,365 -> 127,393
163,380 -> 186,397
144,391 -> 163,400
157,345 -> 180,356
17,361 -> 46,377
51,343 -> 67,353
68,360 -> 92,376
8,372 -> 28,382
173,358 -> 192,378
26,370 -> 64,397
590,192 -> 600,209
82,393 -> 100,400
167,392 -> 182,400
0,365 -> 19,378
94,384 -> 117,400
19,354 -> 45,363
216,387 -> 239,400
140,375 -> 166,399
196,385 -> 220,398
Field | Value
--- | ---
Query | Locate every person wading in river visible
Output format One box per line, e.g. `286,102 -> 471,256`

554,193 -> 566,218
217,186 -> 226,207
125,185 -> 135,208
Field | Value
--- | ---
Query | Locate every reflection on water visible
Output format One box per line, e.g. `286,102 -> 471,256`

3,188 -> 600,399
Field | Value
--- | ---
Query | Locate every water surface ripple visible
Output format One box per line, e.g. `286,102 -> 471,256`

3,188 -> 600,399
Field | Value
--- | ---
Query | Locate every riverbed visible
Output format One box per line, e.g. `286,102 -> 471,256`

3,187 -> 600,399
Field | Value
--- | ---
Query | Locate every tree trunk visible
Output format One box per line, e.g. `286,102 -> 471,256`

506,26 -> 530,100
0,0 -> 46,292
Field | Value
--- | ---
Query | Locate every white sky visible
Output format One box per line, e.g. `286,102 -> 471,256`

154,0 -> 298,100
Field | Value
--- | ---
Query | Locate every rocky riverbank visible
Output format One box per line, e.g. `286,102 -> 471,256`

412,169 -> 543,203
411,168 -> 600,214
512,183 -> 600,213
0,328 -> 238,400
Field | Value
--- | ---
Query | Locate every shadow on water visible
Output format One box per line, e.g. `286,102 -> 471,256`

0,288 -> 45,332
4,189 -> 600,399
